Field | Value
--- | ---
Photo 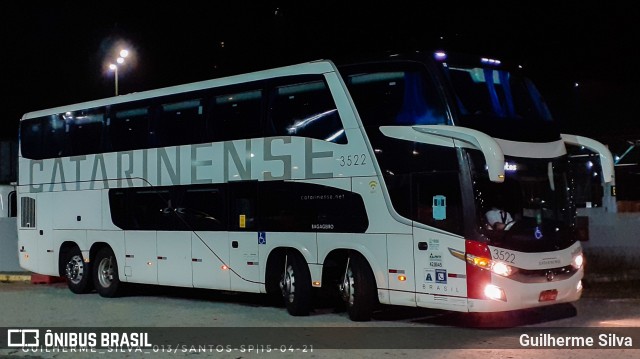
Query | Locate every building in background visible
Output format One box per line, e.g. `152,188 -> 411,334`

0,140 -> 19,271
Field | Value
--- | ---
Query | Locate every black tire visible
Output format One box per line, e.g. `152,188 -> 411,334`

341,253 -> 376,321
62,246 -> 93,294
93,247 -> 122,298
280,251 -> 311,316
265,252 -> 285,308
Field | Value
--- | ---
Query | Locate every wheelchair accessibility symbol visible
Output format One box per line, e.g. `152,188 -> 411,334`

258,232 -> 266,245
435,269 -> 447,284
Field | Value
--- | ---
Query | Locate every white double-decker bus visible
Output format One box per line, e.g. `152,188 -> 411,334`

17,52 -> 613,321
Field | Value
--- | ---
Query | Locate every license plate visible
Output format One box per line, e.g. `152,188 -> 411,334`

539,289 -> 558,302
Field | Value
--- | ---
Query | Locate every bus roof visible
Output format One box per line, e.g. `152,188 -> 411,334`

21,60 -> 337,120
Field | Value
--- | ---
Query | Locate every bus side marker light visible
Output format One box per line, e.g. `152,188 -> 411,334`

466,254 -> 491,270
398,275 -> 407,282
221,265 -> 229,270
484,284 -> 506,301
312,281 -> 321,287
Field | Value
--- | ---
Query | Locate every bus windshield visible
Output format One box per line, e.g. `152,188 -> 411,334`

468,150 -> 577,251
340,61 -> 450,128
445,65 -> 553,124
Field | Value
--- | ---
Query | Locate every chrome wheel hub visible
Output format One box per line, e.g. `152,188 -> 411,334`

65,255 -> 84,284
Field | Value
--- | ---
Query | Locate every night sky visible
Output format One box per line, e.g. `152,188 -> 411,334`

2,2 -> 638,154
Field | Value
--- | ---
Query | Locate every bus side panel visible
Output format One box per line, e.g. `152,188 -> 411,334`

317,233 -> 388,303
229,232 -> 260,293
123,231 -> 158,284
414,228 -> 468,312
157,231 -> 192,287
324,72 -> 361,131
257,232 -> 318,292
53,229 -> 87,259
87,230 -> 125,282
36,192 -> 57,276
17,227 -> 39,273
387,234 -> 416,306
192,231 -> 230,290
351,177 -> 410,235
53,190 -> 102,230
102,189 -> 121,231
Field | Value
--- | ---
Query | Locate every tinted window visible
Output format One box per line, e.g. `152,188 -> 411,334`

343,63 -> 449,128
270,79 -> 346,144
386,172 -> 463,235
20,118 -> 44,159
228,181 -> 257,231
110,185 -> 227,231
109,181 -> 368,233
65,108 -> 105,155
157,98 -> 205,147
175,186 -> 226,231
109,188 -> 166,230
213,89 -> 263,141
9,191 -> 16,218
40,114 -> 70,158
108,104 -> 151,151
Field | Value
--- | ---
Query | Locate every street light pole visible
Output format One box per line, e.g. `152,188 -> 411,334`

108,49 -> 129,96
109,64 -> 119,96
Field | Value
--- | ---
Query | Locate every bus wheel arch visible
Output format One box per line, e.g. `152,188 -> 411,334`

323,249 -> 378,321
265,247 -> 312,316
90,243 -> 123,298
59,241 -> 93,294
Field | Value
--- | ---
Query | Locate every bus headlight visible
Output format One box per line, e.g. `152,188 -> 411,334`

466,253 -> 515,277
491,262 -> 513,277
572,253 -> 584,269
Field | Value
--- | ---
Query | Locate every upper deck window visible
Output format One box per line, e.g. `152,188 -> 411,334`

270,79 -> 346,144
214,89 -> 263,141
342,63 -> 449,128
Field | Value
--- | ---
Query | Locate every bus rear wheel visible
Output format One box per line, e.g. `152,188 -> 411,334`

280,251 -> 311,316
93,247 -> 122,298
63,247 -> 93,294
340,253 -> 376,321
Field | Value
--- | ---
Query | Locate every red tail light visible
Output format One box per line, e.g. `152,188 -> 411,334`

465,240 -> 492,299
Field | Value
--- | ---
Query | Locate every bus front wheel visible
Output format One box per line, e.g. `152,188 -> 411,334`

93,247 -> 122,298
280,251 -> 311,316
340,253 -> 376,321
62,246 -> 93,294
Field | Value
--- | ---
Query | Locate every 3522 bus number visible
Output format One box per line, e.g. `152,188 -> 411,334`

339,154 -> 366,167
492,249 -> 516,263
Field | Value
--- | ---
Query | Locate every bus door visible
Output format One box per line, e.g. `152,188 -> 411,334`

411,172 -> 468,311
36,192 -> 56,275
228,182 -> 261,292
185,186 -> 231,291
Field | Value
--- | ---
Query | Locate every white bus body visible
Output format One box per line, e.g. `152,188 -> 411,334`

18,54 -> 608,320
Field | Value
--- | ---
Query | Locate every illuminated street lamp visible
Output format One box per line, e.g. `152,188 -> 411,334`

108,49 -> 129,96
108,63 -> 119,96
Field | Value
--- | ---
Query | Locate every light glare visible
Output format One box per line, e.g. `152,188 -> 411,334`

484,284 -> 506,301
492,262 -> 511,276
